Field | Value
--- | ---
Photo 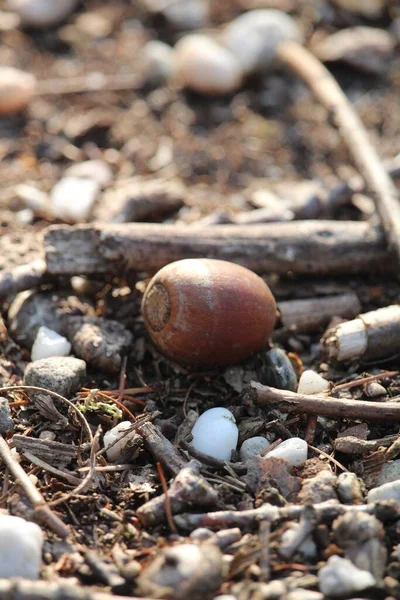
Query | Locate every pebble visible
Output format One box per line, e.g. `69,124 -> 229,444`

24,356 -> 86,397
65,316 -> 132,374
8,290 -> 95,349
262,348 -> 298,392
14,183 -> 49,215
9,0 -> 78,28
162,0 -> 209,29
329,0 -> 384,18
141,40 -> 177,86
191,407 -> 238,461
377,460 -> 400,486
0,398 -> 14,435
286,591 -> 322,600
137,543 -> 223,599
175,34 -> 243,95
263,437 -> 307,468
31,326 -> 71,362
50,176 -> 100,223
103,421 -> 140,462
0,66 -> 36,115
222,9 -> 303,75
368,479 -> 400,508
240,436 -> 270,461
336,471 -> 364,504
64,160 -> 113,187
318,555 -> 376,597
0,514 -> 43,579
297,370 -> 329,395
190,528 -> 213,540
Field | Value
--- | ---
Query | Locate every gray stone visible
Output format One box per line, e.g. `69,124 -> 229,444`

0,398 -> 13,435
319,556 -> 376,597
368,479 -> 400,508
24,356 -> 86,398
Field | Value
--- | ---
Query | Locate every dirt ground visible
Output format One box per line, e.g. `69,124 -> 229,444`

1,1 -> 400,599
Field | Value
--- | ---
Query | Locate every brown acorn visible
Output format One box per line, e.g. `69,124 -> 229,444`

141,258 -> 277,366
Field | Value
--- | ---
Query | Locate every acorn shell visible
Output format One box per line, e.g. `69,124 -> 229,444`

141,258 -> 276,366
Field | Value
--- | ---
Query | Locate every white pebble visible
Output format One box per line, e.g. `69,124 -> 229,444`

0,514 -> 43,579
191,407 -> 238,461
297,370 -> 329,395
377,460 -> 400,486
240,436 -> 270,461
8,0 -> 78,28
264,437 -> 307,467
50,176 -> 100,223
64,160 -> 113,187
222,9 -> 303,75
0,66 -> 36,115
175,34 -> 243,95
104,421 -> 138,462
141,40 -> 177,85
31,326 -> 71,362
15,183 -> 49,214
319,555 -> 375,597
281,524 -> 317,559
368,479 -> 400,508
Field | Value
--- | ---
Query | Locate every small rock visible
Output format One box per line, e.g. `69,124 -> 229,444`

329,0 -> 385,18
318,555 -> 376,597
162,0 -> 209,29
0,398 -> 14,435
65,316 -> 132,374
336,471 -> 364,504
264,437 -> 307,468
0,514 -> 43,579
191,407 -> 238,461
297,370 -> 329,395
64,160 -> 113,187
9,0 -> 79,28
137,543 -> 223,599
141,40 -> 177,86
364,381 -> 387,398
377,461 -> 400,486
286,591 -> 323,600
51,176 -> 100,223
222,9 -> 302,75
31,326 -> 71,362
190,528 -> 213,540
261,348 -> 298,392
368,480 -> 400,508
24,356 -> 86,397
298,470 -> 338,504
8,290 -> 95,349
14,183 -> 49,215
240,436 -> 270,461
103,421 -> 141,462
175,34 -> 243,95
0,66 -> 36,115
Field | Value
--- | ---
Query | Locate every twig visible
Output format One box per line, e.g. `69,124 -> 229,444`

321,305 -> 400,362
22,450 -> 81,486
137,421 -> 187,476
333,370 -> 398,391
36,72 -> 140,96
0,435 -> 70,538
279,505 -> 316,560
0,258 -> 48,300
248,382 -> 400,421
277,41 -> 400,262
44,220 -> 392,277
137,460 -> 218,527
156,461 -> 178,534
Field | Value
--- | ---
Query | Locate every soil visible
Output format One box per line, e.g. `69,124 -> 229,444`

1,1 -> 400,599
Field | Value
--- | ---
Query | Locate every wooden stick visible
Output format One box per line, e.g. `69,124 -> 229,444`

321,305 -> 400,362
278,292 -> 361,332
277,41 -> 400,263
0,435 -> 70,539
248,382 -> 400,422
43,220 -> 392,276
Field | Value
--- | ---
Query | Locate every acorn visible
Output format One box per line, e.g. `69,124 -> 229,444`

141,258 -> 277,366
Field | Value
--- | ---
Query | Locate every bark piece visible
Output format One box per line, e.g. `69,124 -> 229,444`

44,221 -> 392,276
65,316 -> 132,374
